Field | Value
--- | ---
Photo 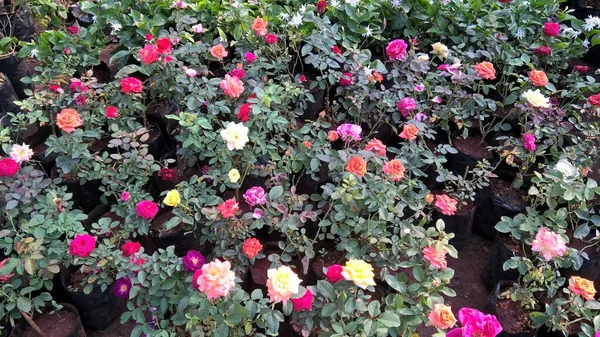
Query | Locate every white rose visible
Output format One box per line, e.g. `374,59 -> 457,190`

220,122 -> 249,151
554,159 -> 579,182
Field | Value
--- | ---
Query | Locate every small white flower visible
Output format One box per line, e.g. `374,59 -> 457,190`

345,0 -> 360,6
185,68 -> 197,77
363,66 -> 373,76
289,13 -> 303,28
584,39 -> 591,48
330,0 -> 341,7
442,0 -> 450,4
29,49 -> 38,58
561,27 -> 580,39
362,25 -> 373,37
515,28 -> 525,39
191,24 -> 204,34
110,22 -> 122,33
391,0 -> 401,7
230,1 -> 241,8
279,12 -> 290,21
403,228 -> 410,234
583,16 -> 600,31
299,4 -> 308,13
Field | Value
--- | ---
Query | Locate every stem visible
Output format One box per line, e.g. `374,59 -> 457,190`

20,311 -> 46,337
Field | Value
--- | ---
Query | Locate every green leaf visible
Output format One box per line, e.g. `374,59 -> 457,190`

377,311 -> 401,328
269,186 -> 284,200
317,280 -> 335,299
17,297 -> 31,313
412,265 -> 425,282
585,300 -> 600,310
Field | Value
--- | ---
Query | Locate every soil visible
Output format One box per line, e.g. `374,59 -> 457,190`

496,297 -> 534,334
491,179 -> 526,211
311,249 -> 345,279
251,256 -> 273,286
23,310 -> 80,337
453,136 -> 493,159
582,0 -> 600,9
69,269 -> 88,292
417,233 -> 490,336
501,234 -> 522,254
455,198 -> 475,216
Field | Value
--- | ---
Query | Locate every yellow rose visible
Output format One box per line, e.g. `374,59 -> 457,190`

228,169 -> 240,183
431,42 -> 449,60
341,259 -> 376,289
522,89 -> 550,108
163,190 -> 180,207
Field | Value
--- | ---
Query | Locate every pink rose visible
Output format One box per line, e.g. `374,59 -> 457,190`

217,198 -> 239,218
326,264 -> 344,283
339,72 -> 353,87
220,74 -> 245,99
543,22 -> 560,37
264,33 -> 278,45
396,97 -> 417,117
69,234 -> 96,257
105,106 -> 120,119
120,77 -> 143,94
136,200 -> 159,220
243,187 -> 267,207
245,52 -> 256,63
195,260 -> 236,299
435,194 -> 458,216
522,133 -> 536,152
364,138 -> 386,156
386,39 -> 408,61
423,246 -> 447,269
531,227 -> 567,261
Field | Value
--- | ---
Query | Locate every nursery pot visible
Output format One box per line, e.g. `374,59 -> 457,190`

0,54 -> 32,99
485,281 -> 537,337
59,267 -> 126,330
473,179 -> 526,240
446,134 -> 495,177
432,200 -> 476,251
481,234 -> 521,291
0,73 -> 19,127
9,303 -> 86,337
0,7 -> 35,42
148,211 -> 210,257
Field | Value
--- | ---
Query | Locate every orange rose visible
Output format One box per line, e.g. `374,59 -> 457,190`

303,141 -> 312,149
400,124 -> 419,141
474,61 -> 496,80
425,193 -> 434,203
428,304 -> 457,329
568,276 -> 596,300
210,44 -> 228,60
529,69 -> 548,87
251,17 -> 269,36
382,159 -> 405,181
346,156 -> 367,178
56,108 -> 83,133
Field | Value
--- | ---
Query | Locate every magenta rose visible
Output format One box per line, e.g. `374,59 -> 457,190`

542,22 -> 560,37
291,288 -> 314,311
69,234 -> 96,257
136,200 -> 159,220
386,39 -> 408,61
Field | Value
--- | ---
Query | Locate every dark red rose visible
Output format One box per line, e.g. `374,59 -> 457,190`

159,168 -> 177,181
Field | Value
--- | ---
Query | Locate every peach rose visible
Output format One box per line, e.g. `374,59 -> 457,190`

251,17 -> 269,36
428,304 -> 457,329
474,61 -> 496,80
56,108 -> 83,133
220,75 -> 245,99
425,193 -> 434,203
529,69 -> 548,87
210,44 -> 228,60
568,276 -> 596,300
346,156 -> 367,178
400,124 -> 419,141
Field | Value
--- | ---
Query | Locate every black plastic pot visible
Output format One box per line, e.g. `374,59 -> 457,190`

146,103 -> 178,146
0,55 -> 32,99
9,303 -> 86,337
59,267 -> 126,330
485,280 -> 537,337
481,235 -> 521,291
0,7 -> 35,42
432,202 -> 476,251
60,178 -> 103,214
446,135 -> 496,177
474,180 -> 526,240
562,253 -> 600,291
0,73 -> 19,127
149,227 -> 210,257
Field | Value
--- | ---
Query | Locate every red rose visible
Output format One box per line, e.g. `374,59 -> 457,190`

217,198 -> 239,219
191,269 -> 203,289
156,38 -> 172,54
145,34 -> 153,41
159,168 -> 177,181
331,45 -> 342,55
574,65 -> 589,74
135,200 -> 159,220
534,46 -> 551,56
291,288 -> 313,311
69,234 -> 96,258
543,22 -> 560,37
242,238 -> 263,258
264,34 -> 278,45
121,242 -> 142,257
105,106 -> 120,119
67,25 -> 80,35
589,93 -> 600,107
0,158 -> 19,177
139,44 -> 159,64
230,68 -> 246,79
49,84 -> 62,92
326,264 -> 344,283
317,0 -> 327,14
120,77 -> 143,94
339,72 -> 353,87
237,103 -> 251,122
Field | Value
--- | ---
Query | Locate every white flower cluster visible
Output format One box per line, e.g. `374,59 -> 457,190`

583,16 -> 600,31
